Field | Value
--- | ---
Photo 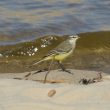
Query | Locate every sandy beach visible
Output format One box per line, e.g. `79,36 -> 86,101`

0,69 -> 110,110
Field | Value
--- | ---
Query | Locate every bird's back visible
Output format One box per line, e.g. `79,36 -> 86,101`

55,39 -> 72,52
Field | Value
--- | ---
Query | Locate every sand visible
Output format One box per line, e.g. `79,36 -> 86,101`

0,69 -> 110,110
0,69 -> 107,83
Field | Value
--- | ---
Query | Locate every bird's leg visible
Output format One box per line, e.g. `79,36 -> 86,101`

44,59 -> 54,83
32,68 -> 48,75
57,61 -> 73,74
23,67 -> 48,80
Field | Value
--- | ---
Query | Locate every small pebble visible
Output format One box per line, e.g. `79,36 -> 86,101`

48,89 -> 56,97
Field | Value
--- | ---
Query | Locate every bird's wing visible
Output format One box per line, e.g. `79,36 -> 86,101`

43,39 -> 72,58
43,47 -> 71,58
43,50 -> 62,58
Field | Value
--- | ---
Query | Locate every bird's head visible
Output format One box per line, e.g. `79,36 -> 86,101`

68,35 -> 80,44
69,35 -> 80,39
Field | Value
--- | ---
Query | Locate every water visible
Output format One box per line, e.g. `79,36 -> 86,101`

0,32 -> 110,73
0,0 -> 110,44
0,0 -> 110,73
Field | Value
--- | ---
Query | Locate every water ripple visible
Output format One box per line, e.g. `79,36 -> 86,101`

0,0 -> 110,44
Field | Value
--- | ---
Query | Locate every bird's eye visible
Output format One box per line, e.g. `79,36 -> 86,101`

73,35 -> 78,38
69,35 -> 79,38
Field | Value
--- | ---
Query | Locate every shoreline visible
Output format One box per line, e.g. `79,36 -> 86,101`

0,69 -> 108,84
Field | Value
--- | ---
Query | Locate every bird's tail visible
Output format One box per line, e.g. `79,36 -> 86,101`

32,58 -> 45,66
32,55 -> 52,66
27,58 -> 45,69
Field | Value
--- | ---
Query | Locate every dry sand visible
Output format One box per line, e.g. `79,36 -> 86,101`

0,69 -> 110,110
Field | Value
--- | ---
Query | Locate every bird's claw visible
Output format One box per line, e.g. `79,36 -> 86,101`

60,69 -> 73,75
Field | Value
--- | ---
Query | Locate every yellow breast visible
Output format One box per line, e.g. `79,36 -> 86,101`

54,50 -> 73,61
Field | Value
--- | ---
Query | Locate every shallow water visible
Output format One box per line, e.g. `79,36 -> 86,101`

0,0 -> 110,73
0,0 -> 110,44
0,32 -> 110,73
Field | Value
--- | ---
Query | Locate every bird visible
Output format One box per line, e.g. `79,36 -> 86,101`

26,35 -> 80,83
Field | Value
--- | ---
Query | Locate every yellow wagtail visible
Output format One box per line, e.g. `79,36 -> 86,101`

27,35 -> 80,83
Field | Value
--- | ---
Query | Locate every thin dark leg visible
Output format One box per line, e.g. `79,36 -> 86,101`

23,68 -> 48,79
24,72 -> 32,78
33,68 -> 48,75
57,61 -> 73,75
24,60 -> 54,82
44,59 -> 54,83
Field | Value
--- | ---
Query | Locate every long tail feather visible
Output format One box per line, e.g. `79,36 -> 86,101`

32,58 -> 45,65
31,54 -> 53,66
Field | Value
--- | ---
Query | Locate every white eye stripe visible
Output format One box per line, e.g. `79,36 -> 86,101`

69,35 -> 74,38
69,35 -> 79,38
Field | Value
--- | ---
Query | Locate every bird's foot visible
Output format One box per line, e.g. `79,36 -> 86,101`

60,69 -> 73,75
33,68 -> 48,75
